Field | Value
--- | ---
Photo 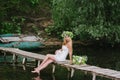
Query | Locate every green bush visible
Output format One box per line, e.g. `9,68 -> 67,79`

0,0 -> 51,21
0,16 -> 25,34
47,0 -> 120,45
73,0 -> 120,44
47,0 -> 76,36
0,0 -> 51,34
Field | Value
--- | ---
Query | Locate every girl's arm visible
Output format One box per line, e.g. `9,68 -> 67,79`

68,44 -> 73,64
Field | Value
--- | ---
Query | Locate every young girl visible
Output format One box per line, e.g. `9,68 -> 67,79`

31,33 -> 73,74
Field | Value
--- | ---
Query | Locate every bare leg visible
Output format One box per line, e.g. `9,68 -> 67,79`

31,59 -> 54,74
31,54 -> 55,74
37,59 -> 53,71
40,54 -> 54,66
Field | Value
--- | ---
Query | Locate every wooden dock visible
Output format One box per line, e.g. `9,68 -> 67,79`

0,47 -> 120,80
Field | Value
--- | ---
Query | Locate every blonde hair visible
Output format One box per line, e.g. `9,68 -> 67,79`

62,37 -> 72,45
62,39 -> 67,45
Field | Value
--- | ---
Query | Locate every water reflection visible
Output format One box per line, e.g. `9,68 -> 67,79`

32,72 -> 71,80
32,76 -> 42,80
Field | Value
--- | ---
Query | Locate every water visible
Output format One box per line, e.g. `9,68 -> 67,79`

0,45 -> 120,80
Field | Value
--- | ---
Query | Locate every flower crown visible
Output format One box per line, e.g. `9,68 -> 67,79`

61,31 -> 73,38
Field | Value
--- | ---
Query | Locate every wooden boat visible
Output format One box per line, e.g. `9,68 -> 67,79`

0,42 -> 44,50
0,34 -> 19,37
0,34 -> 44,50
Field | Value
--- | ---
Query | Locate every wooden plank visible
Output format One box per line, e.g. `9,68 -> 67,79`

62,63 -> 120,79
0,47 -> 45,60
89,68 -> 120,79
0,36 -> 40,42
52,64 -> 56,73
71,68 -> 75,77
22,58 -> 27,64
92,73 -> 96,80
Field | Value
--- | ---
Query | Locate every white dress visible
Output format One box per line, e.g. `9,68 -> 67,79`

54,45 -> 69,61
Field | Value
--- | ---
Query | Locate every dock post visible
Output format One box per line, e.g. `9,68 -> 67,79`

84,71 -> 88,75
1,51 -> 7,61
71,68 -> 75,77
22,65 -> 26,70
35,60 -> 41,67
12,54 -> 17,63
3,51 -> 6,61
52,64 -> 56,73
37,60 -> 41,67
22,57 -> 27,65
92,73 -> 96,80
67,67 -> 71,72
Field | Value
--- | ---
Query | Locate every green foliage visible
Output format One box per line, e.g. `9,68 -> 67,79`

29,0 -> 39,5
72,55 -> 88,65
0,0 -> 51,34
0,16 -> 25,34
61,31 -> 73,38
32,25 -> 41,35
0,0 -> 51,18
47,0 -> 120,45
45,25 -> 55,35
73,0 -> 120,44
47,0 -> 76,35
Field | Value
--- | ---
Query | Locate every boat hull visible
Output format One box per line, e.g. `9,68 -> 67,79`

0,42 -> 44,50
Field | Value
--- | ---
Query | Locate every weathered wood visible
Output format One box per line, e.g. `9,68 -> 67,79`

52,64 -> 56,73
2,51 -> 7,61
0,36 -> 40,42
0,47 -> 120,80
67,67 -> 71,72
37,60 -> 41,67
22,65 -> 26,70
0,47 -> 45,60
12,54 -> 17,63
92,73 -> 96,80
22,57 -> 27,64
71,68 -> 75,77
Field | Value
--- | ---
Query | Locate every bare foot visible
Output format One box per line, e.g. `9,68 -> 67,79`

31,70 -> 40,75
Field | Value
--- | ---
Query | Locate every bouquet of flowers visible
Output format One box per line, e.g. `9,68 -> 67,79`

61,31 -> 73,38
72,55 -> 88,65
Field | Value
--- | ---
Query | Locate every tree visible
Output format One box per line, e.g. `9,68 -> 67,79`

47,0 -> 120,45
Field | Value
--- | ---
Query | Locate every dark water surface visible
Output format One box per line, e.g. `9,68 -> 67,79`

0,45 -> 120,80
